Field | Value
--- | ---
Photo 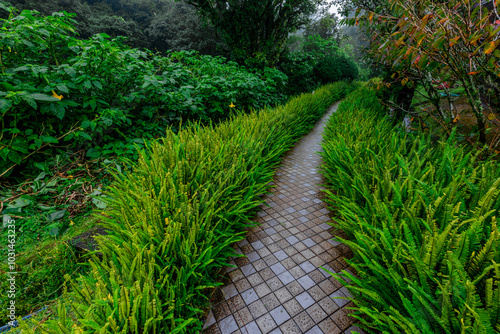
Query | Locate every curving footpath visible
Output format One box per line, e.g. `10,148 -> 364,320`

202,102 -> 364,334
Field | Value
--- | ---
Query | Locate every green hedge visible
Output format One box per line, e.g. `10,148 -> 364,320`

19,82 -> 354,333
320,87 -> 500,333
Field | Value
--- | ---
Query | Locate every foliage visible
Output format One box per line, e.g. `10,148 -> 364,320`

0,8 -> 287,180
321,86 -> 500,333
314,53 -> 359,85
146,1 -> 225,55
0,239 -> 83,323
346,0 -> 500,143
18,82 -> 354,333
280,35 -> 358,95
184,0 -> 329,67
3,0 -> 225,54
304,12 -> 342,43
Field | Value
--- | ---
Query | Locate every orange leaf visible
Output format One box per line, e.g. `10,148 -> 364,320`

484,40 -> 500,54
468,71 -> 479,75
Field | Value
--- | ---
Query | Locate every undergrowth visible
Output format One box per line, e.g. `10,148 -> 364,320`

17,82 -> 354,333
321,87 -> 500,333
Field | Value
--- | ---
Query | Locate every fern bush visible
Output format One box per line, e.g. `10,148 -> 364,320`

321,87 -> 500,333
18,82 -> 355,333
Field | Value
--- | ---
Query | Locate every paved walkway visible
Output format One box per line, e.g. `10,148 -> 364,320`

202,102 -> 364,334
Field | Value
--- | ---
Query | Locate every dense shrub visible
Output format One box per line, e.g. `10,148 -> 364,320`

0,9 -> 287,179
314,54 -> 358,85
279,35 -> 358,96
18,82 -> 354,333
321,87 -> 500,333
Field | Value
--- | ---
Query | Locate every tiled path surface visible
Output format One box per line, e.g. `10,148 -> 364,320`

202,102 -> 364,334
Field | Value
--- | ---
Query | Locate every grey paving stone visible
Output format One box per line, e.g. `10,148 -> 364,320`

277,271 -> 295,285
296,291 -> 315,309
269,306 -> 291,326
241,288 -> 259,305
219,315 -> 238,334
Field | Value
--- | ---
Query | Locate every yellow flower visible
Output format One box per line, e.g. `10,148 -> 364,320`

229,102 -> 235,108
52,90 -> 63,100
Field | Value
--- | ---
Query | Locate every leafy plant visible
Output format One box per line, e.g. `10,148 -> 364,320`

18,81 -> 354,333
321,86 -> 500,333
0,7 -> 287,180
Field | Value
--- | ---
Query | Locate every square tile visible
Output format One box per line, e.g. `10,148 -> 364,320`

213,301 -> 231,320
318,296 -> 339,314
279,319 -> 302,334
241,288 -> 259,305
330,290 -> 349,307
247,272 -> 264,287
256,314 -> 278,334
286,281 -> 305,296
252,240 -> 265,250
274,250 -> 288,261
260,276 -> 282,292
331,309 -> 353,330
240,263 -> 257,276
255,283 -> 272,298
346,325 -> 365,334
243,321 -> 261,334
234,307 -> 254,327
294,311 -> 315,332
260,268 -> 275,280
306,304 -> 328,323
227,295 -> 246,311
318,280 -> 336,295
265,227 -> 277,235
270,306 -> 291,326
219,315 -> 238,334
248,300 -> 267,318
281,257 -> 296,269
318,318 -> 341,334
223,284 -> 238,300
278,271 -> 295,285
252,259 -> 268,271
235,278 -> 251,293
261,293 -> 281,311
257,247 -> 272,257
308,286 -> 327,301
294,242 -> 308,252
274,286 -> 293,304
287,296 -> 309,317
286,235 -> 299,245
270,263 -> 286,275
302,249 -> 316,259
247,251 -> 260,262
303,238 -> 316,248
297,275 -> 315,290
229,269 -> 245,282
304,325 -> 323,334
296,291 -> 315,309
299,261 -> 316,273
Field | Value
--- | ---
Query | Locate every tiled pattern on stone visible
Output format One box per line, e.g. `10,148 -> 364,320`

203,102 -> 363,334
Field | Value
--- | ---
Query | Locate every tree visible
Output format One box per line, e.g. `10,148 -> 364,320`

183,0 -> 330,67
304,12 -> 342,43
352,0 -> 500,143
